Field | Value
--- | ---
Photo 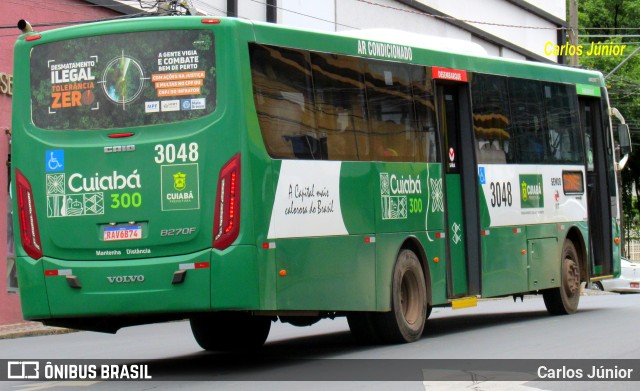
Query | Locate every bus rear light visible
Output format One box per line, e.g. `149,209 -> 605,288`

25,34 -> 42,41
108,132 -> 135,138
213,154 -> 241,250
179,262 -> 210,270
201,18 -> 221,24
16,169 -> 43,260
173,262 -> 210,284
45,269 -> 72,277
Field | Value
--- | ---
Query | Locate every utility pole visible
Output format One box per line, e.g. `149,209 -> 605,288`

569,0 -> 579,66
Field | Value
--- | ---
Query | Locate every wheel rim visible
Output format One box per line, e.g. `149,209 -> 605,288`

400,271 -> 421,326
563,257 -> 580,297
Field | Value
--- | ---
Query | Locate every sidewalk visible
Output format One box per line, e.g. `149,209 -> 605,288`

0,321 -> 74,340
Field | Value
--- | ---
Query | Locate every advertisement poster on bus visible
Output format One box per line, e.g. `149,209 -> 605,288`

30,29 -> 216,130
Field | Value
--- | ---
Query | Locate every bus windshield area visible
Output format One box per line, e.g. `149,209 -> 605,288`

30,29 -> 216,130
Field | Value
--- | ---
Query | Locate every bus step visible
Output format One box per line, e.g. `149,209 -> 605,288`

451,296 -> 478,310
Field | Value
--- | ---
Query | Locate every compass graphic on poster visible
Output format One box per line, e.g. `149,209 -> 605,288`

101,51 -> 145,109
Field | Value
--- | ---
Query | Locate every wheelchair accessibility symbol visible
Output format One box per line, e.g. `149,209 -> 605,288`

46,150 -> 64,172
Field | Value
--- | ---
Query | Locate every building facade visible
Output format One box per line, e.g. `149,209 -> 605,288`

0,0 -> 133,325
191,0 -> 567,63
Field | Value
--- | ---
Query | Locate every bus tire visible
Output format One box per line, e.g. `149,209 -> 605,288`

189,312 -> 271,351
543,240 -> 581,315
374,249 -> 427,343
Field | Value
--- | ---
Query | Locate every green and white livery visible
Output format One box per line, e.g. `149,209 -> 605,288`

11,16 -> 630,349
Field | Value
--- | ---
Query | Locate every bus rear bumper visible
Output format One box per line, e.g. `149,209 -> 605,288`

18,249 -> 214,321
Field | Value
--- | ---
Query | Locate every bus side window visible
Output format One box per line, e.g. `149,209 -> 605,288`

412,66 -> 438,163
543,84 -> 583,164
509,79 -> 546,164
364,60 -> 422,162
471,74 -> 511,164
311,52 -> 368,161
250,44 -> 324,160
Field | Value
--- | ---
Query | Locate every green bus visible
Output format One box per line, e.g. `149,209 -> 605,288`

12,16 -> 631,349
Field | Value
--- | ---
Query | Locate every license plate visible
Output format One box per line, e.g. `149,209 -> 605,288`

103,225 -> 142,241
631,282 -> 639,289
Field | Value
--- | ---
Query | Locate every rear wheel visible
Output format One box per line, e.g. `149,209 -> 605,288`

543,240 -> 581,315
190,312 -> 271,351
591,281 -> 604,291
372,249 -> 427,343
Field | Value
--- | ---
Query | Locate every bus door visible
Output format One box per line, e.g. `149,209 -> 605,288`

434,69 -> 481,298
579,92 -> 615,278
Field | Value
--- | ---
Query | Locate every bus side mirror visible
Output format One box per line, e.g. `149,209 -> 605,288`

616,123 -> 631,171
618,123 -> 632,156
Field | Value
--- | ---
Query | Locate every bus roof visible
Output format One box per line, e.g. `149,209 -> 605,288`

246,18 -> 605,87
339,28 -> 488,56
16,15 -> 605,87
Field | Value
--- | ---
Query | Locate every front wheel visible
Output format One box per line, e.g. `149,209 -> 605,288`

543,240 -> 581,315
190,312 -> 272,351
373,249 -> 427,343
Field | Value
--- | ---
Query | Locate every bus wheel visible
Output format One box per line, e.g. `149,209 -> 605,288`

189,312 -> 271,351
374,249 -> 427,343
543,240 -> 581,315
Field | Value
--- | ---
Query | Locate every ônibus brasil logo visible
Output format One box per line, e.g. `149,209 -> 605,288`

520,174 -> 544,208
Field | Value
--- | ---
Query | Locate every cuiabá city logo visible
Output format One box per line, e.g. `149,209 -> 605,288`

520,174 -> 544,208
173,172 -> 186,191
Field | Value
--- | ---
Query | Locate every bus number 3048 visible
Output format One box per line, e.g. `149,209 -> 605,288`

154,142 -> 199,164
489,182 -> 513,207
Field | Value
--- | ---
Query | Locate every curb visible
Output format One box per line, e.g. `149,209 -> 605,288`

0,322 -> 75,340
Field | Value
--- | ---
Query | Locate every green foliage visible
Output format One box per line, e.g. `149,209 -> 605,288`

576,0 -> 640,238
578,0 -> 640,38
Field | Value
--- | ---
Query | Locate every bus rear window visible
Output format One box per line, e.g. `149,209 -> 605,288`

30,30 -> 215,130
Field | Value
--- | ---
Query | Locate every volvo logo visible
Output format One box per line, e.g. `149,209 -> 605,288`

107,275 -> 145,283
104,145 -> 136,153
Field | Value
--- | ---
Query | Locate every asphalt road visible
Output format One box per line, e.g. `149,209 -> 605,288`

2,292 -> 639,390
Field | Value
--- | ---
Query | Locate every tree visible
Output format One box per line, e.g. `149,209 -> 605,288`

575,0 -> 640,254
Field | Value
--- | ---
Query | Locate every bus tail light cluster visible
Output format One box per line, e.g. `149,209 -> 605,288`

213,154 -> 241,250
16,169 -> 43,260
